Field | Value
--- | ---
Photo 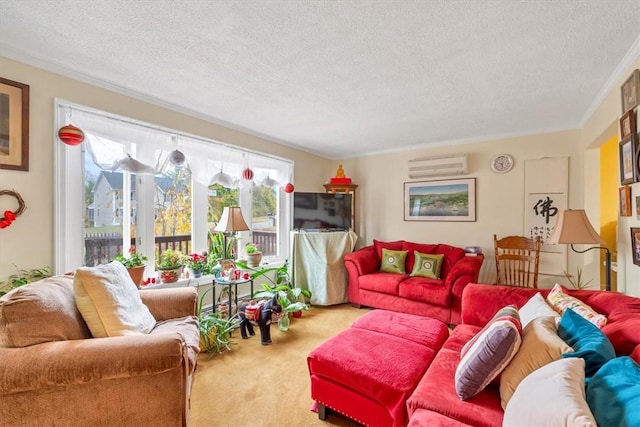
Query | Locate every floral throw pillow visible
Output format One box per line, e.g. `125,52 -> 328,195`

410,252 -> 444,279
379,248 -> 408,274
547,284 -> 607,328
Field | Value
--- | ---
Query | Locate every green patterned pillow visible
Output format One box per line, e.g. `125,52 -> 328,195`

380,248 -> 408,274
410,252 -> 444,279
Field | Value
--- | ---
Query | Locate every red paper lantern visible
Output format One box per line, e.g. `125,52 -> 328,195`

284,183 -> 295,193
242,168 -> 254,180
58,124 -> 85,146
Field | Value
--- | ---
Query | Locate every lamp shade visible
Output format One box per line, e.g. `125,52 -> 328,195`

214,206 -> 249,233
548,209 -> 605,245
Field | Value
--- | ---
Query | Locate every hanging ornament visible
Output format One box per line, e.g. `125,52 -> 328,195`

242,168 -> 254,180
58,124 -> 85,146
284,182 -> 295,193
169,149 -> 186,166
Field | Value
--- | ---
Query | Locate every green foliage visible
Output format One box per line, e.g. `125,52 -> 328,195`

155,168 -> 192,237
112,246 -> 148,268
157,248 -> 186,268
197,287 -> 238,354
0,266 -> 52,296
252,185 -> 277,218
245,242 -> 260,254
207,184 -> 239,223
252,283 -> 312,314
235,259 -> 290,286
208,231 -> 237,262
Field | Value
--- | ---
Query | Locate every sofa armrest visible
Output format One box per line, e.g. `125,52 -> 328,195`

140,287 -> 198,320
446,254 -> 484,295
0,332 -> 189,394
344,246 -> 379,276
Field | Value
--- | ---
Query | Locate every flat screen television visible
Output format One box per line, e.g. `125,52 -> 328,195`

293,192 -> 352,231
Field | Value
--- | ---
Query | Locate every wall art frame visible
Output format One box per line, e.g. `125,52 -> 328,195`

620,110 -> 636,140
619,134 -> 637,185
404,178 -> 476,222
0,78 -> 30,171
621,69 -> 640,114
619,185 -> 632,217
631,227 -> 640,267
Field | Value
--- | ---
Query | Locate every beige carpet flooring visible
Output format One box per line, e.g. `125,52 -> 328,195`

190,303 -> 372,427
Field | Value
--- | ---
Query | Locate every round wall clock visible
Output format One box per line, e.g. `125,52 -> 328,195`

491,154 -> 514,173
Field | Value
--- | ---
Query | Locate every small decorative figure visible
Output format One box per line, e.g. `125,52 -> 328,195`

335,164 -> 346,178
238,295 -> 282,345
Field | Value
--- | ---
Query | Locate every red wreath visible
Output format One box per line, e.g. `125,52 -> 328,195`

0,190 -> 26,229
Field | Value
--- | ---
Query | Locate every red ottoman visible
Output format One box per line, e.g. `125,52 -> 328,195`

307,310 -> 449,427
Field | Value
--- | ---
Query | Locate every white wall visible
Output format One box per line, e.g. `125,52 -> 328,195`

0,57 -> 331,278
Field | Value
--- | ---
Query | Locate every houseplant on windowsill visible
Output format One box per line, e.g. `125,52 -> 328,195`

186,252 -> 207,278
245,242 -> 262,267
112,246 -> 147,287
157,249 -> 186,283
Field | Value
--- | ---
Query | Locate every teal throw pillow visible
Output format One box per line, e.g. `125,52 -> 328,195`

586,356 -> 640,427
558,308 -> 615,378
410,252 -> 444,279
380,248 -> 407,274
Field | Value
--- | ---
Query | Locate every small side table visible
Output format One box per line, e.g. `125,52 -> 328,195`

212,278 -> 254,315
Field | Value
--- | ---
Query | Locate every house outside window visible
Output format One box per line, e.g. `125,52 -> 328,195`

55,100 -> 293,274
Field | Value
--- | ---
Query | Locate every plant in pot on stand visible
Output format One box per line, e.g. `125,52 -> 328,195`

157,249 -> 185,284
186,252 -> 207,278
253,283 -> 311,332
112,246 -> 147,287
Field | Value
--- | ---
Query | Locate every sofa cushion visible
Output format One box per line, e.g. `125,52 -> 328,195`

402,241 -> 439,272
547,284 -> 607,328
359,272 -> 407,295
435,244 -> 466,279
380,248 -> 408,274
558,308 -> 615,378
410,252 -> 444,279
499,316 -> 573,409
518,292 -> 560,328
373,239 -> 405,261
455,306 -> 522,400
74,262 -> 157,338
586,356 -> 640,427
0,275 -> 91,347
503,358 -> 596,427
398,276 -> 449,307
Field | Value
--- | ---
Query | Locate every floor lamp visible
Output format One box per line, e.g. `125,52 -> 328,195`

548,209 -> 612,291
214,206 -> 249,260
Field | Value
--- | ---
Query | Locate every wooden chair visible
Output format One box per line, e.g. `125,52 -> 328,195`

494,234 -> 541,288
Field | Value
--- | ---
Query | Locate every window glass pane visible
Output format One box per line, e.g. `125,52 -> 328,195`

155,164 -> 192,257
252,185 -> 278,257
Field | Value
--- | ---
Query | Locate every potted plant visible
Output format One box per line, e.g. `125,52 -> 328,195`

112,246 -> 148,287
208,231 -> 237,262
253,283 -> 311,331
157,248 -> 185,283
0,265 -> 52,296
186,252 -> 207,278
197,287 -> 239,354
245,242 -> 262,267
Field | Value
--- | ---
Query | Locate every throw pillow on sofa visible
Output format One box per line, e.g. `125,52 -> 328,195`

455,305 -> 522,400
503,358 -> 596,427
557,308 -> 615,378
379,248 -> 408,274
410,252 -> 444,279
518,292 -> 560,328
586,356 -> 640,427
499,316 -> 573,409
547,284 -> 607,328
74,261 -> 157,338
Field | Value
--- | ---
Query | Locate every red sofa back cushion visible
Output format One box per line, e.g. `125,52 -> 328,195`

461,284 -> 640,356
373,239 -> 405,263
402,242 -> 439,273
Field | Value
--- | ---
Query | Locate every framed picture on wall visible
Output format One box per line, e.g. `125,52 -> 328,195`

631,227 -> 640,267
404,178 -> 476,222
619,186 -> 632,216
0,78 -> 30,171
621,69 -> 640,114
620,110 -> 636,139
619,134 -> 637,185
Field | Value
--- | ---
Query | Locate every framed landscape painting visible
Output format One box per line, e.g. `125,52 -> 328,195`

404,178 -> 476,222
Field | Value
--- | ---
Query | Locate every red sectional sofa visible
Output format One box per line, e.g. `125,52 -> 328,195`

344,240 -> 484,324
309,283 -> 640,426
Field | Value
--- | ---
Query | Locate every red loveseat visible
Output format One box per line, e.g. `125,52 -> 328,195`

344,240 -> 484,324
406,283 -> 640,426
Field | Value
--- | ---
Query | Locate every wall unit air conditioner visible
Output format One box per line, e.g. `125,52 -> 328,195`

408,154 -> 468,178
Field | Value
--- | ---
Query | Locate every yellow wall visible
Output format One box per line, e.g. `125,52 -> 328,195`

600,135 -> 618,290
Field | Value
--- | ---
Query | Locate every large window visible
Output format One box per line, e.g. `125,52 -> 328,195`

55,100 -> 293,275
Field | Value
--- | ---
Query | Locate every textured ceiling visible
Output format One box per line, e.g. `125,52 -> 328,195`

1,1 -> 639,159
